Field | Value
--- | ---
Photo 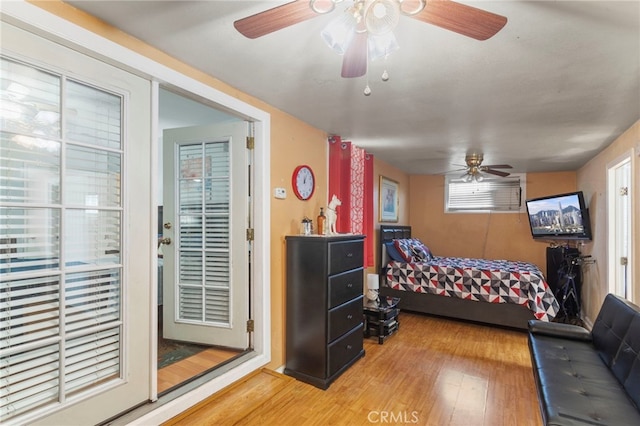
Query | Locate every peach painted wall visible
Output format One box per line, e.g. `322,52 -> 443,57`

31,0 -> 329,369
370,159 -> 410,273
577,119 -> 640,325
269,111 -> 328,368
408,172 -> 577,273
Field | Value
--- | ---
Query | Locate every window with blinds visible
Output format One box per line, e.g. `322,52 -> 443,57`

0,57 -> 124,421
445,175 -> 525,213
177,141 -> 230,324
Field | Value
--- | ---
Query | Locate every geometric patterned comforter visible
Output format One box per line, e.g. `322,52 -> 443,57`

386,256 -> 559,321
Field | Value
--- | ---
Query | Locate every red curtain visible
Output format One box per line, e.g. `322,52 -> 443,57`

328,136 -> 374,267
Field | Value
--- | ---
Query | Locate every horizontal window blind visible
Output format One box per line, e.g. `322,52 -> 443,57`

446,176 -> 524,212
0,56 -> 124,422
0,208 -> 60,274
0,343 -> 60,418
177,141 -> 230,325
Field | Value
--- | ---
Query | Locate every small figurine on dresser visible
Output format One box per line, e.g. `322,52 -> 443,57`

326,195 -> 341,235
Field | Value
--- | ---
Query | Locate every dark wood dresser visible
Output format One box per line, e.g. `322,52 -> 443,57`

284,234 -> 365,389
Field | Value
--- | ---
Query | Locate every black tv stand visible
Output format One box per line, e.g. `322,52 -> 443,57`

546,246 -> 582,323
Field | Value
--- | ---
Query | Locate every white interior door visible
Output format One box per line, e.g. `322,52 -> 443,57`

162,122 -> 250,349
608,154 -> 633,301
1,22 -> 152,426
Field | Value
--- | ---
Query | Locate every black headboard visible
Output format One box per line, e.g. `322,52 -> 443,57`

380,225 -> 412,244
379,225 -> 411,276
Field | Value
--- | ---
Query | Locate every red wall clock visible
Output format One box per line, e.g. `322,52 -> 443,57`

292,165 -> 315,200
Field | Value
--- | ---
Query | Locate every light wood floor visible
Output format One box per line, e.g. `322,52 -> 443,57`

164,312 -> 543,425
158,347 -> 242,393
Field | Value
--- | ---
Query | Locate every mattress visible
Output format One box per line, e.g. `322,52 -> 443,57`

385,256 -> 559,321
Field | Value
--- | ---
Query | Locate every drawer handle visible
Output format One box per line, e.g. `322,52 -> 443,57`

346,252 -> 353,258
347,314 -> 353,319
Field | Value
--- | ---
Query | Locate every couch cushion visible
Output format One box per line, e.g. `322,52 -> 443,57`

529,334 -> 640,425
611,314 -> 640,409
591,294 -> 637,368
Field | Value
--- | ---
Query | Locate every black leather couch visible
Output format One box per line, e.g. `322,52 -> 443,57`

528,294 -> 640,426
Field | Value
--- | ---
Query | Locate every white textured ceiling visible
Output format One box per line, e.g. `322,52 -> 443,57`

66,0 -> 640,175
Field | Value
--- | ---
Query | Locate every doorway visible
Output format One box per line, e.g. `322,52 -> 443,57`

156,89 -> 252,393
607,151 -> 633,301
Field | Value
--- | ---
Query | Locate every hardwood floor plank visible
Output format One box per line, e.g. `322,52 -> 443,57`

157,347 -> 242,393
164,369 -> 294,426
166,312 -> 543,426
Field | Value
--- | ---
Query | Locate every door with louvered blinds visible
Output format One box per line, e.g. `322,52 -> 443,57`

1,23 -> 151,425
162,123 -> 250,349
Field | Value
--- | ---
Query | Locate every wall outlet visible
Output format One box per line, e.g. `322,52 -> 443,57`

274,187 -> 286,199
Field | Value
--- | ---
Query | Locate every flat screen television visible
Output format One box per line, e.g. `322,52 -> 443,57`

525,191 -> 592,240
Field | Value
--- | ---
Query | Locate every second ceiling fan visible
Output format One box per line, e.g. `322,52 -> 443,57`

454,153 -> 513,182
234,0 -> 508,78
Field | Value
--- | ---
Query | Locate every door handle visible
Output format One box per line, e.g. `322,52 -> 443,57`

163,222 -> 172,229
159,237 -> 172,245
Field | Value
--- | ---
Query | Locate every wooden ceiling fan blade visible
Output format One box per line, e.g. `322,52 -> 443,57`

341,32 -> 368,78
411,0 -> 507,41
234,1 -> 319,39
483,169 -> 511,177
482,164 -> 513,169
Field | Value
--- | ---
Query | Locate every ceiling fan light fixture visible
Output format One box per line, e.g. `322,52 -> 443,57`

310,0 -> 341,14
365,0 -> 401,35
321,12 -> 358,54
368,31 -> 399,61
398,0 -> 426,16
319,0 -> 415,84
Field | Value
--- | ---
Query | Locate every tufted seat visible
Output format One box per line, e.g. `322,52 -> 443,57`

528,294 -> 640,426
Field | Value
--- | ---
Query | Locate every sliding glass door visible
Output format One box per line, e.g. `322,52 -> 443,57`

1,22 -> 152,425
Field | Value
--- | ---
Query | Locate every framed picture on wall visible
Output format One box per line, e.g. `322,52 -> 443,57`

379,176 -> 399,222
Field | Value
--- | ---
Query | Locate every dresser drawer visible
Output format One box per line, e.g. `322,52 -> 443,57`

328,268 -> 363,309
328,240 -> 363,275
328,324 -> 364,378
328,296 -> 363,342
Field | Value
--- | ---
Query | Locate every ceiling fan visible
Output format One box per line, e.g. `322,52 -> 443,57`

453,153 -> 513,182
233,0 -> 508,79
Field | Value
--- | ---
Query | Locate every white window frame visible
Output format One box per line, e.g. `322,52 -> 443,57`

445,173 -> 526,214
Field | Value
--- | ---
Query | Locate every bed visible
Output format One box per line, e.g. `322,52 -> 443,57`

378,225 -> 559,330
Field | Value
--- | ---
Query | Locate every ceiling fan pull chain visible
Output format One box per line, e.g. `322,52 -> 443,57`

381,50 -> 390,82
364,63 -> 372,95
364,37 -> 372,96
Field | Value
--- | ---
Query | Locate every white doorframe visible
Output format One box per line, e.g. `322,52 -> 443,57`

149,82 -> 160,400
606,149 -> 634,302
1,2 -> 271,424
